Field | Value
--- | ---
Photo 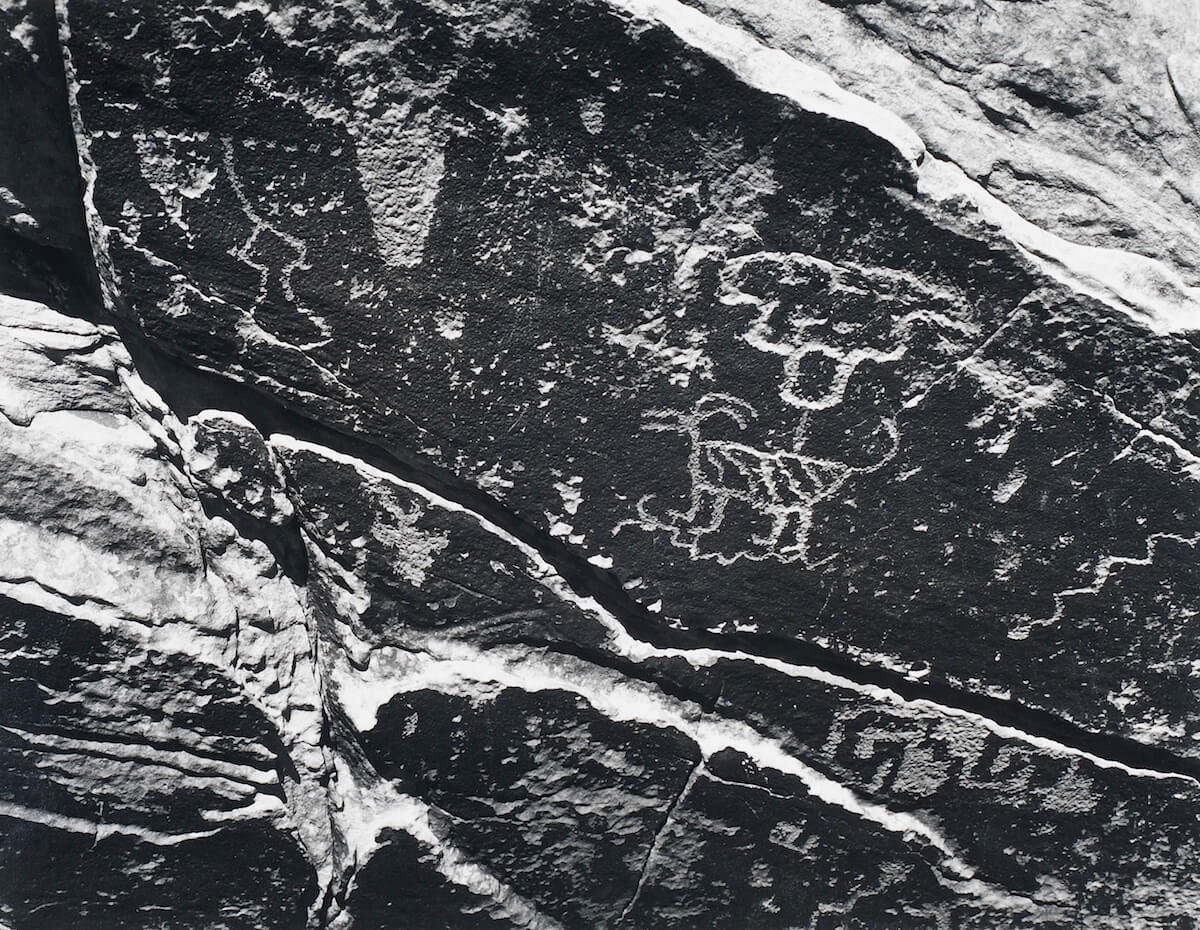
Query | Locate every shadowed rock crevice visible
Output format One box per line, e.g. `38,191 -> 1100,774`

1,0 -> 1198,926
95,307 -> 1200,787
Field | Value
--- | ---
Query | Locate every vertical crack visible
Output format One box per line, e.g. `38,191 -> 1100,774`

618,758 -> 704,924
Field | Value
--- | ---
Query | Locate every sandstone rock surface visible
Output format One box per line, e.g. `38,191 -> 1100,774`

1,0 -> 1198,927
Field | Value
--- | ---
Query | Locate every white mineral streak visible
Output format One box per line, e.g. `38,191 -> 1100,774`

686,0 -> 1200,279
0,725 -> 279,787
609,0 -> 923,163
0,290 -> 334,916
330,635 -> 1047,913
270,434 -> 1194,787
607,0 -> 1200,335
264,438 -> 1077,916
55,0 -> 120,311
919,157 -> 1200,334
0,800 -> 221,847
332,760 -> 566,930
33,4 -> 1199,923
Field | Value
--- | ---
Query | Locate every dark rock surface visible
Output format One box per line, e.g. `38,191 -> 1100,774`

1,0 -> 1198,927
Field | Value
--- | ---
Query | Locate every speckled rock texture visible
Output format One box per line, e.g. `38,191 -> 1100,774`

1,0 -> 1198,927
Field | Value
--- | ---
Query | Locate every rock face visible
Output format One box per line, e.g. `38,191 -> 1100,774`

1,0 -> 1198,927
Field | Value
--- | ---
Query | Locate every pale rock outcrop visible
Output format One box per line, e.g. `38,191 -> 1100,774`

1,0 -> 1198,928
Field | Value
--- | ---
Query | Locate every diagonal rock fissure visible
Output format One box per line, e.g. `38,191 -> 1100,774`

494,635 -> 726,715
37,259 -> 1200,790
157,342 -> 1200,783
129,319 -> 1200,777
41,0 -> 1200,892
316,699 -> 569,930
9,3 -> 1197,926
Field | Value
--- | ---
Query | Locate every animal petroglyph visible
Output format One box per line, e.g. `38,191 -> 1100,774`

626,393 -> 872,565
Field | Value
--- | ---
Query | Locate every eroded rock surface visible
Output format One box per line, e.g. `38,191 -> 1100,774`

1,0 -> 1198,927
